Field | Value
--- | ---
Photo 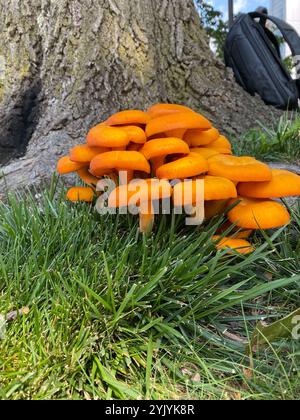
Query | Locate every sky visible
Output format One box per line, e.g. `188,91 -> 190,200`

209,0 -> 271,20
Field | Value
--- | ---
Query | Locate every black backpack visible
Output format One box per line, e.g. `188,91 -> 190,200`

224,11 -> 300,110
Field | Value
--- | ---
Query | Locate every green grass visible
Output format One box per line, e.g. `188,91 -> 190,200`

0,181 -> 299,400
233,112 -> 300,163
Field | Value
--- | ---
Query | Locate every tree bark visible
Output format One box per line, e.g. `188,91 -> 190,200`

0,0 -> 281,195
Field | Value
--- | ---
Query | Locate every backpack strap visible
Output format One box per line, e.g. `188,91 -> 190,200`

249,12 -> 300,93
252,8 -> 281,58
263,26 -> 281,58
249,12 -> 300,58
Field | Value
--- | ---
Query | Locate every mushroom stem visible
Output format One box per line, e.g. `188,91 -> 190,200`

77,167 -> 99,187
127,143 -> 142,151
166,128 -> 187,139
204,200 -> 229,221
151,157 -> 165,177
119,170 -> 134,185
112,146 -> 127,153
139,201 -> 155,234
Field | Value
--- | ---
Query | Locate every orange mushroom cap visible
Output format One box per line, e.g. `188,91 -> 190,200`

156,153 -> 208,180
228,197 -> 291,229
66,187 -> 94,202
208,155 -> 272,182
184,127 -> 220,147
209,136 -> 233,155
70,144 -> 109,163
106,110 -> 150,126
190,147 -> 220,160
147,103 -> 194,119
57,156 -> 87,175
146,112 -> 212,138
212,236 -> 254,255
77,167 -> 99,186
108,179 -> 172,208
87,125 -> 129,148
140,138 -> 190,160
210,148 -> 232,155
208,136 -> 232,154
238,169 -> 300,198
90,151 -> 150,177
202,176 -> 237,200
210,135 -> 231,149
120,126 -> 147,144
173,176 -> 237,206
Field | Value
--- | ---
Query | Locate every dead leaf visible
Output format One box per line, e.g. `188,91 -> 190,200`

223,330 -> 248,344
249,308 -> 300,353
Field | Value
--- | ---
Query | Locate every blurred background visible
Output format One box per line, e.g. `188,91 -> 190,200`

211,0 -> 300,33
198,0 -> 300,59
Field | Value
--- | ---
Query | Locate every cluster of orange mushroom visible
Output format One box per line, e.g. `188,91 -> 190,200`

57,103 -> 300,255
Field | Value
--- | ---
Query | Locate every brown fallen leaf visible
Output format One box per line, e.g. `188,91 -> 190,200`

223,330 -> 248,345
243,368 -> 253,380
180,364 -> 201,383
264,271 -> 274,281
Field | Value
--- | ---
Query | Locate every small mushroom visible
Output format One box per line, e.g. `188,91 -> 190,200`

173,176 -> 237,204
184,127 -> 220,147
212,236 -> 254,255
141,138 -> 190,160
146,112 -> 212,138
228,197 -> 291,229
87,125 -> 135,183
57,156 -> 88,175
156,153 -> 208,180
173,176 -> 237,225
208,135 -> 232,154
70,144 -> 109,163
140,137 -> 190,175
190,147 -> 220,160
66,187 -> 95,202
147,103 -> 194,119
208,155 -> 272,182
164,129 -> 187,139
87,125 -> 130,148
120,126 -> 147,145
238,169 -> 300,198
90,151 -> 150,185
201,175 -> 237,200
108,179 -> 172,233
106,110 -> 150,126
77,167 -> 99,186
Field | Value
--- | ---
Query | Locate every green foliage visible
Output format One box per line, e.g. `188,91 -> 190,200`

0,181 -> 299,400
196,0 -> 228,58
283,55 -> 295,73
233,113 -> 300,162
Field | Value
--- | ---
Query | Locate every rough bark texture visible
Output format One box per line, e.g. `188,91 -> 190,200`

0,0 -> 282,195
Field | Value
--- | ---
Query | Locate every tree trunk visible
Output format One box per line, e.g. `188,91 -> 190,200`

0,0 -> 281,195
